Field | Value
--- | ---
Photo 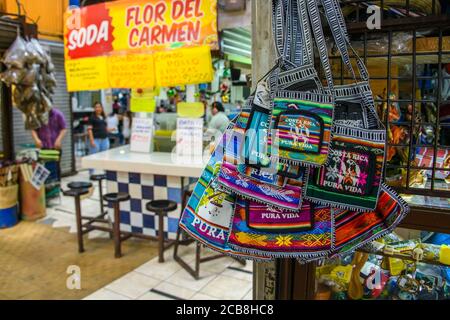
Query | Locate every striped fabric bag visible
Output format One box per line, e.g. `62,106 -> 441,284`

246,0 -> 336,168
326,184 -> 409,259
304,127 -> 386,211
228,197 -> 333,260
303,0 -> 388,212
179,121 -> 272,261
218,108 -> 309,211
179,0 -> 409,263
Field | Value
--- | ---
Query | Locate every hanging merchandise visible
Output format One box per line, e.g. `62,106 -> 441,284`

179,119 -> 272,261
217,102 -> 309,211
302,0 -> 386,212
266,0 -> 335,168
0,34 -> 57,130
179,0 -> 409,263
228,199 -> 333,260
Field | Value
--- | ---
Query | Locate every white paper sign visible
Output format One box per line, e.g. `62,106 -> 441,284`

130,116 -> 154,153
30,163 -> 50,190
176,118 -> 204,157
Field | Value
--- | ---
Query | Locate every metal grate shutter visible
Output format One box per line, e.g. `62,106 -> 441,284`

49,45 -> 73,175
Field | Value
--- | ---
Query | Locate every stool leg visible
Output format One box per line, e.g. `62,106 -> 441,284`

98,179 -> 104,214
74,195 -> 84,253
113,202 -> 122,258
99,180 -> 113,240
195,242 -> 201,280
158,211 -> 165,263
173,222 -> 182,258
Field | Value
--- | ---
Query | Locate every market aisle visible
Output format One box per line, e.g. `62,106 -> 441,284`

0,170 -> 253,300
0,170 -> 156,299
84,246 -> 253,300
62,168 -> 254,301
0,220 -> 159,300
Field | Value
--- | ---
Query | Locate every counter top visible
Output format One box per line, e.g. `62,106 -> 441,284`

81,146 -> 207,178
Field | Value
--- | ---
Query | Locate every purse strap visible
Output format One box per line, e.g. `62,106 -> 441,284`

321,0 -> 385,129
321,0 -> 370,82
272,0 -> 334,92
272,0 -> 305,69
304,0 -> 335,92
273,0 -> 335,92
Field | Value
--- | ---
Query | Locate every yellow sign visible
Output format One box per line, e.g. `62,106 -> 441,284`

130,88 -> 158,113
154,46 -> 213,87
64,0 -> 217,92
65,57 -> 109,91
65,0 -> 218,60
108,54 -> 155,89
108,0 -> 218,54
177,102 -> 205,118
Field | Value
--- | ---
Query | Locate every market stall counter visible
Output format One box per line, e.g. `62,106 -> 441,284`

81,146 -> 205,240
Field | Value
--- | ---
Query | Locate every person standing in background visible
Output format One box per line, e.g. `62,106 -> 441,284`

112,96 -> 121,114
207,102 -> 230,135
106,111 -> 123,146
31,107 -> 67,150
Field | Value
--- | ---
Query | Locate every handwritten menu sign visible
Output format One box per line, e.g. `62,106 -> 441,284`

130,117 -> 154,153
154,46 -> 213,87
108,54 -> 155,88
65,56 -> 109,91
176,118 -> 204,157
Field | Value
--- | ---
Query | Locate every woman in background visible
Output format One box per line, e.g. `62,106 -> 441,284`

87,102 -> 111,155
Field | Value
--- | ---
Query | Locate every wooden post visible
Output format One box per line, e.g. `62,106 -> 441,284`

251,0 -> 278,301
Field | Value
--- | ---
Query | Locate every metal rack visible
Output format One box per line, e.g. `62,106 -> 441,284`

276,0 -> 450,300
324,1 -> 450,198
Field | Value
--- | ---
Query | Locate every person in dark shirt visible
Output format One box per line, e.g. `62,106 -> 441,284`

112,96 -> 121,115
87,102 -> 113,156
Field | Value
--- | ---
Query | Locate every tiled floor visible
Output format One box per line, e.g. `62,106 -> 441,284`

47,170 -> 254,300
84,245 -> 254,300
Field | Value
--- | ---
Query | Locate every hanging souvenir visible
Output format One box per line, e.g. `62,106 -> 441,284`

179,0 -> 409,263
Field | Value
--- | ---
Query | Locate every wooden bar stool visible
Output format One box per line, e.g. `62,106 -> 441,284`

63,188 -> 90,253
68,181 -> 93,191
145,200 -> 178,263
103,192 -> 131,258
67,180 -> 114,241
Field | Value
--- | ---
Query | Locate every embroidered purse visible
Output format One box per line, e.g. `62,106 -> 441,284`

179,123 -> 271,261
327,184 -> 409,259
218,78 -> 309,211
303,0 -> 387,211
228,196 -> 333,260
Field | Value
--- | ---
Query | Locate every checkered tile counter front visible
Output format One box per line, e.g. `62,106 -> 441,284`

106,171 -> 197,240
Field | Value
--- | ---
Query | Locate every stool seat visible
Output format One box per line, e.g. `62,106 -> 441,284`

63,188 -> 90,197
146,200 -> 177,213
90,174 -> 107,181
103,192 -> 130,203
68,181 -> 93,190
